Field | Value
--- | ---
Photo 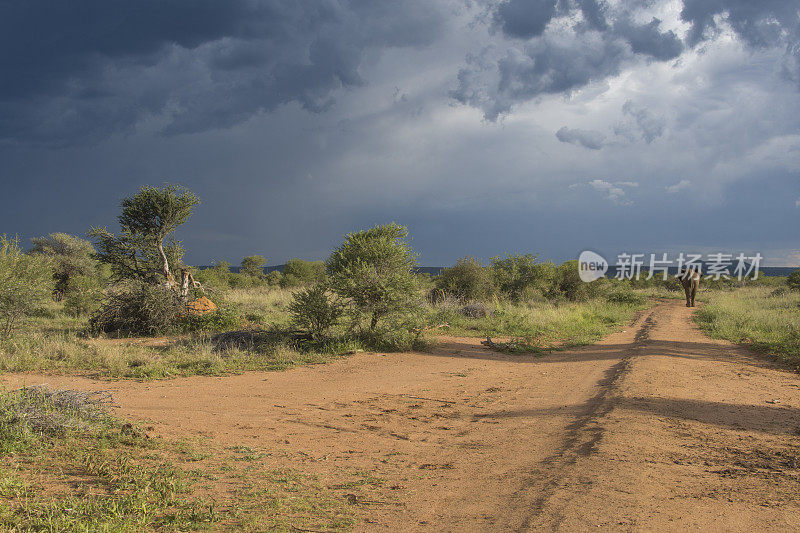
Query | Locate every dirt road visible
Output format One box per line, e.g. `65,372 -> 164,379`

5,300 -> 800,531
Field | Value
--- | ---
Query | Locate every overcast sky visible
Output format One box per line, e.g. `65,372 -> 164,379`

1,0 -> 799,266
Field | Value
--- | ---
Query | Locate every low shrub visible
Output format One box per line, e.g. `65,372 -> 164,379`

89,282 -> 184,336
280,259 -> 327,288
461,302 -> 493,318
288,284 -> 343,339
266,270 -> 283,286
549,260 -> 589,301
63,274 -> 104,317
605,288 -> 647,305
181,307 -> 242,332
771,286 -> 790,297
787,270 -> 800,292
435,257 -> 496,301
0,386 -> 111,451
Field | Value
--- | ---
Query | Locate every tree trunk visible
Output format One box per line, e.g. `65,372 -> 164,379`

157,241 -> 175,288
179,269 -> 203,301
370,312 -> 378,331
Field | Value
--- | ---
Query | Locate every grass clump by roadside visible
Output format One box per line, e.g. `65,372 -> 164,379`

426,291 -> 649,351
0,385 -> 218,530
694,285 -> 800,368
0,327 -> 362,380
0,385 -> 359,532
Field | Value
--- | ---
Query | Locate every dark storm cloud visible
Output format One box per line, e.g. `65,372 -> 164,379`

613,17 -> 683,61
556,126 -> 605,150
680,0 -> 799,48
452,0 -> 686,119
493,0 -> 558,39
680,0 -> 800,85
0,0 -> 445,144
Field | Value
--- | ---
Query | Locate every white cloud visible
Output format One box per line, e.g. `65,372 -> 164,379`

585,179 -> 635,205
666,179 -> 691,193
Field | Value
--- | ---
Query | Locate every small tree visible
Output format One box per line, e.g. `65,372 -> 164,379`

29,233 -> 98,300
89,185 -> 199,289
327,223 -> 419,331
0,236 -> 53,339
241,255 -> 266,278
288,284 -> 343,339
435,256 -> 495,301
787,270 -> 800,292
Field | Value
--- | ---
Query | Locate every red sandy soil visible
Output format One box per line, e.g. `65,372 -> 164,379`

5,299 -> 800,531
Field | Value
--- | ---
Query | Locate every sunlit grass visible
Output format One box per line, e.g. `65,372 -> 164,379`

426,296 -> 650,349
695,286 -> 800,368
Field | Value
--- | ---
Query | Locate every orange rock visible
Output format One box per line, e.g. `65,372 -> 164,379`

186,296 -> 218,316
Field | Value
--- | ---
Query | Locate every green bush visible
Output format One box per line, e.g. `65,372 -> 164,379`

266,270 -> 283,286
490,254 -> 555,301
549,260 -> 589,301
181,308 -> 242,332
435,256 -> 496,301
63,274 -> 105,317
327,223 -> 420,332
288,285 -> 343,339
29,233 -> 99,300
787,270 -> 800,292
280,259 -> 326,288
194,261 -> 235,290
0,236 -> 53,339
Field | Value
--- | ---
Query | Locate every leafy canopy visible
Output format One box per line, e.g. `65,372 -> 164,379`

326,223 -> 419,330
90,185 -> 199,284
29,233 -> 97,295
241,255 -> 267,278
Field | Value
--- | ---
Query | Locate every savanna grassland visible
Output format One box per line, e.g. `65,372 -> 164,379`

2,186 -> 800,531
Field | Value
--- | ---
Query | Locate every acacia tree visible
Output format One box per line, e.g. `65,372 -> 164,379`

89,185 -> 200,295
29,233 -> 97,300
326,223 -> 419,331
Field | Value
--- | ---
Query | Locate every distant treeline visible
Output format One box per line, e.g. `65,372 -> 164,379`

199,264 -> 446,275
198,264 -> 794,277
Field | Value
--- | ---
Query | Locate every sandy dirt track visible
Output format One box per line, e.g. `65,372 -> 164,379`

5,299 -> 800,531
